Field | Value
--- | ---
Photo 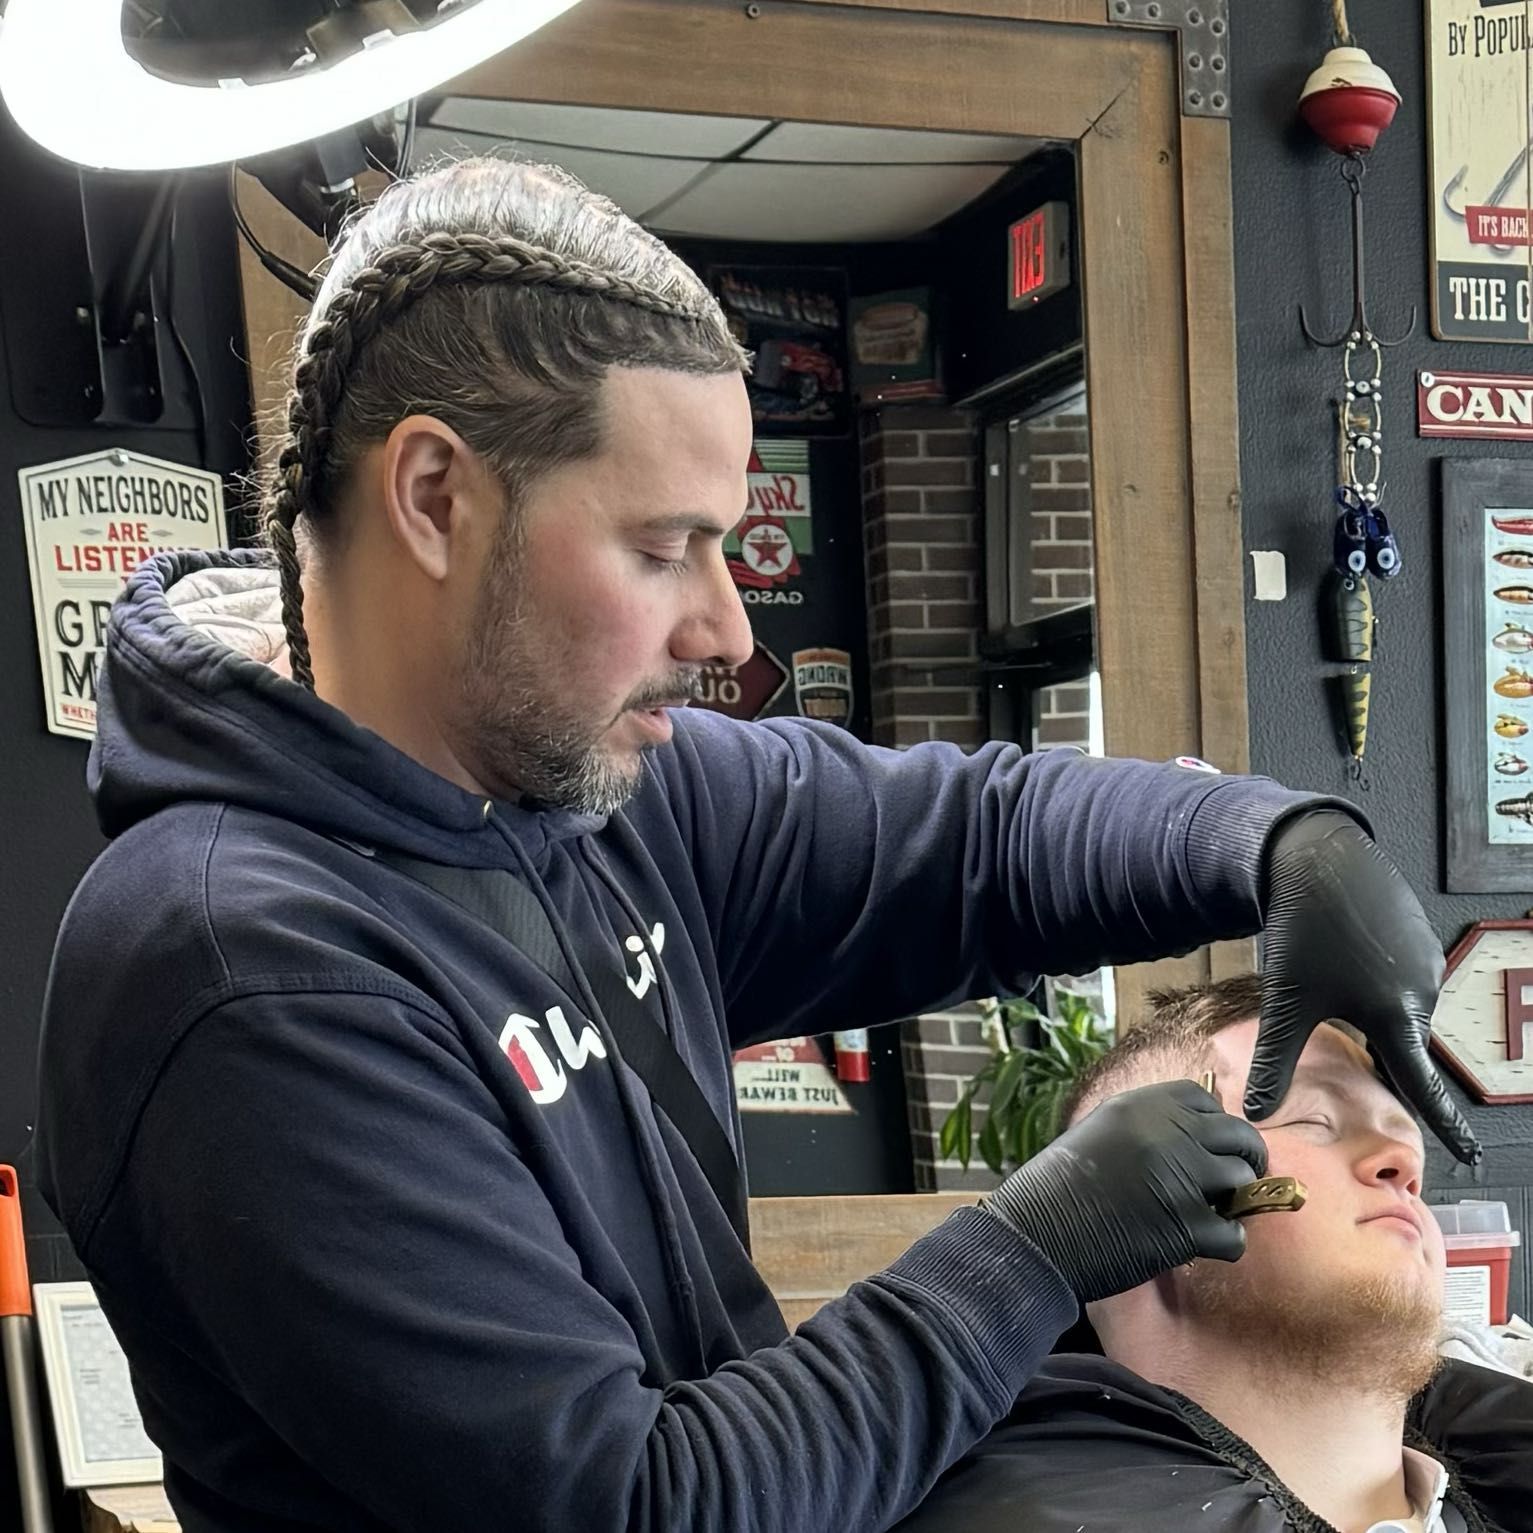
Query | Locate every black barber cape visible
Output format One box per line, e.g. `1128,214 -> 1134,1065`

893,1355 -> 1532,1533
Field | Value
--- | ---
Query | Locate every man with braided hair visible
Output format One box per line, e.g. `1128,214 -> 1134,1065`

38,158 -> 1474,1533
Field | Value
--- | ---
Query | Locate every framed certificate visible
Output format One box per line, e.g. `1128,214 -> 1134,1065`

32,1282 -> 161,1488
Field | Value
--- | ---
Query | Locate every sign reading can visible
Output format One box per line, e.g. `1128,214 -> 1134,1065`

1419,370 -> 1533,440
792,646 -> 853,728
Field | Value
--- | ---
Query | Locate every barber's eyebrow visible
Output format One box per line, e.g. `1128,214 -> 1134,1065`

631,513 -> 735,538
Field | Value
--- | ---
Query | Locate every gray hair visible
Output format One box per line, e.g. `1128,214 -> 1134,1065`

264,157 -> 748,689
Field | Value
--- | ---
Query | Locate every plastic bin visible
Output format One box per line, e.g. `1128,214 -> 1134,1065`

1426,1200 -> 1521,1327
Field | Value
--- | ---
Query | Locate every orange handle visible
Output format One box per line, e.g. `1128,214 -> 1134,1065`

0,1164 -> 33,1317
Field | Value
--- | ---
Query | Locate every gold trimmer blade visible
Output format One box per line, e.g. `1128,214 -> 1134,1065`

1198,1071 -> 1308,1218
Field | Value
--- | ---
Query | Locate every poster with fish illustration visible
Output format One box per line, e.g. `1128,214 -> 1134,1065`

1428,0 -> 1533,342
1484,508 -> 1533,841
1445,463 -> 1533,890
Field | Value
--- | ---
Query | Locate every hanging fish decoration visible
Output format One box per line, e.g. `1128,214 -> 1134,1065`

1497,585 -> 1533,604
1338,666 -> 1371,761
1494,515 -> 1533,537
1497,714 -> 1531,739
1495,752 -> 1530,776
1333,573 -> 1375,661
1328,573 -> 1374,765
1494,623 -> 1533,653
1494,548 -> 1533,570
1495,793 -> 1533,827
1494,667 -> 1533,698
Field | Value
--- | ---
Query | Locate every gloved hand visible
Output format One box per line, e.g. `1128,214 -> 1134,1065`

982,1079 -> 1267,1303
1252,808 -> 1480,1165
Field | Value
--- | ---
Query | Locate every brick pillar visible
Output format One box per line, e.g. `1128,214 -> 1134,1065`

860,396 -> 1096,1190
1027,399 -> 1095,753
859,404 -> 993,1191
860,406 -> 985,750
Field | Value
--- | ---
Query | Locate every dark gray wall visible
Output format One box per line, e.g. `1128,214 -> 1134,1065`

0,105 -> 255,1273
1233,0 -> 1533,1307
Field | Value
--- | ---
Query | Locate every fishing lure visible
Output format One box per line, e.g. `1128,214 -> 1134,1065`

1329,572 -> 1374,768
1495,793 -> 1533,827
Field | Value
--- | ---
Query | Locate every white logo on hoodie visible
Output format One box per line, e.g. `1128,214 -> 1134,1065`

498,1006 -> 607,1104
499,920 -> 664,1105
624,922 -> 666,1001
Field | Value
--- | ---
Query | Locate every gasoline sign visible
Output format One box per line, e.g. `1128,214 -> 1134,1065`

18,448 -> 228,739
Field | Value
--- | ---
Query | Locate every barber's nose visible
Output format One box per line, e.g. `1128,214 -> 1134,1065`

673,553 -> 753,669
1359,1135 -> 1424,1198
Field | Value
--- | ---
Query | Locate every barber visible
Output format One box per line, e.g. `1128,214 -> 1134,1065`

36,157 -> 1476,1533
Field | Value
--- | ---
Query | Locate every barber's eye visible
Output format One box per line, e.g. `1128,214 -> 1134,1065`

641,551 -> 689,575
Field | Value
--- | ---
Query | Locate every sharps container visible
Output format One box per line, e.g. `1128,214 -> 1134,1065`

1427,1200 -> 1521,1327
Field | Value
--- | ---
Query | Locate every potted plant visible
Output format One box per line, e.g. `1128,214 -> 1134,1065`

939,986 -> 1113,1174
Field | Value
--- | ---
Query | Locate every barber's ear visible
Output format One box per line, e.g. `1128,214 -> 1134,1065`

381,415 -> 481,583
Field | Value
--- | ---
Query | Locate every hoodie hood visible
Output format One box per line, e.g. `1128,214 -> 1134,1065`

90,549 -> 606,865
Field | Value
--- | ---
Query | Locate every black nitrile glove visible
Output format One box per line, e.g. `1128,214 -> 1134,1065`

982,1079 -> 1268,1303
1253,808 -> 1480,1166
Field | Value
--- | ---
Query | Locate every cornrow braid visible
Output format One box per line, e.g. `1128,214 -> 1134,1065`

264,162 -> 745,693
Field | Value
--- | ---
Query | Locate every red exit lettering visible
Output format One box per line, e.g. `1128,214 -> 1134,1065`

1010,210 -> 1047,301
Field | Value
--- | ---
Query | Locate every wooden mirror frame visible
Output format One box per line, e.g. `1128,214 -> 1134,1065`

237,0 -> 1252,1012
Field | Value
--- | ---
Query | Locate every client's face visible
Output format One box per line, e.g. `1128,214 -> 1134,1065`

1177,1020 -> 1445,1397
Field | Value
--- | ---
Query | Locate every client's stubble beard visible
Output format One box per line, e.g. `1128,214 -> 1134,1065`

1177,1257 -> 1443,1405
456,514 -> 702,815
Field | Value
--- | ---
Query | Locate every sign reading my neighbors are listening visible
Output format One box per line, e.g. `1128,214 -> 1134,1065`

18,449 -> 228,740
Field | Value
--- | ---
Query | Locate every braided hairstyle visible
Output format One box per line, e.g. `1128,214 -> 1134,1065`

264,157 -> 748,690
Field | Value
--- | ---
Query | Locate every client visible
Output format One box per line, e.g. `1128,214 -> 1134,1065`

895,975 -> 1532,1533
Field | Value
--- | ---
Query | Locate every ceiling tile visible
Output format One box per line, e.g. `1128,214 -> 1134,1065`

652,161 -> 1011,243
742,122 -> 1040,165
412,128 -> 706,218
426,98 -> 770,159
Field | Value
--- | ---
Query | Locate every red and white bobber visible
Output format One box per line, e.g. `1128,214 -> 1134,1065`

1298,45 -> 1401,155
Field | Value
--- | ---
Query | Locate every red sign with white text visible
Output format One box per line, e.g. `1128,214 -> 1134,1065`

1418,369 -> 1533,440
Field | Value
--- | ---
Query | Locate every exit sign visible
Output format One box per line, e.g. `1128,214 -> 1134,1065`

1008,201 -> 1071,309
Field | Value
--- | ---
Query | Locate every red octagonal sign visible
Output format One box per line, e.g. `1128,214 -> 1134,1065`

1431,919 -> 1533,1104
689,642 -> 789,721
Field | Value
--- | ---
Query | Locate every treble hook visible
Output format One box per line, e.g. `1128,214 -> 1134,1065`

1442,147 -> 1532,258
1299,153 -> 1418,349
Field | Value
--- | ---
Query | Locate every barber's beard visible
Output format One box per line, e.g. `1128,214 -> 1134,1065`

457,518 -> 701,815
1177,1257 -> 1443,1404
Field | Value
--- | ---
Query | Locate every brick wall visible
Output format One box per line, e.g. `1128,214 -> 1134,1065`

1026,398 -> 1095,754
860,396 -> 1096,1191
859,406 -> 986,751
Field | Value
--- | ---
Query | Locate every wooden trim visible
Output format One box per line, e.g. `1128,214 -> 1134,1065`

779,0 -> 1107,23
1180,114 -> 1254,984
748,1192 -> 980,1328
449,0 -> 1138,138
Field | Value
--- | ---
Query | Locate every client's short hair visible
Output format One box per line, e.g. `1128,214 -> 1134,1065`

1061,973 -> 1264,1127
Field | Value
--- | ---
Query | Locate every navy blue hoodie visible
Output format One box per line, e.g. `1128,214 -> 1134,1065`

38,550 -> 1327,1533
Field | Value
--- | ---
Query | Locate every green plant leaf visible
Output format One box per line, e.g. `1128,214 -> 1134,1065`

978,1113 -> 1005,1175
952,1097 -> 974,1169
988,1050 -> 1028,1122
939,1101 -> 962,1161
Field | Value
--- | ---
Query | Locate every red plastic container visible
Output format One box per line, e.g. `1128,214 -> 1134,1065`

1430,1201 -> 1521,1327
